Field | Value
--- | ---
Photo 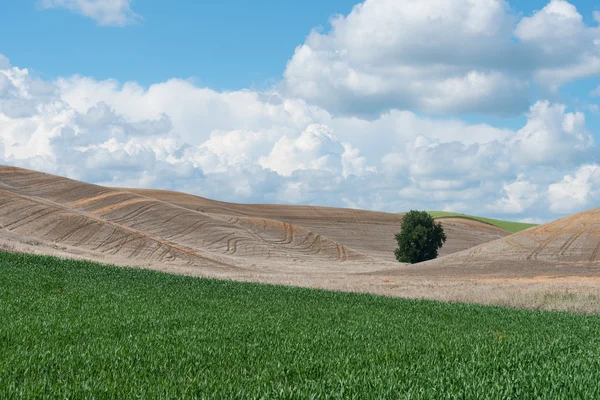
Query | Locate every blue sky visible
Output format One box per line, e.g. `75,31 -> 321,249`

1,1 -> 597,88
0,0 -> 599,221
2,1 -> 359,89
2,0 -> 599,132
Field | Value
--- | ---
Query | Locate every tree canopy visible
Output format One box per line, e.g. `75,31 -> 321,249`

395,210 -> 446,264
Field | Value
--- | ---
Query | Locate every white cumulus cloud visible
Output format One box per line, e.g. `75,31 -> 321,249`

511,101 -> 594,166
0,50 -> 598,219
488,175 -> 540,214
548,164 -> 600,213
516,0 -> 600,86
283,0 -> 600,117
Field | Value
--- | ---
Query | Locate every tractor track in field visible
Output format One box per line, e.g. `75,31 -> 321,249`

9,165 -> 600,289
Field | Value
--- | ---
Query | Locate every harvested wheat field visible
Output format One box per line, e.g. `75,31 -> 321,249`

0,165 -> 505,271
392,208 -> 600,279
127,188 -> 509,260
2,164 -> 600,312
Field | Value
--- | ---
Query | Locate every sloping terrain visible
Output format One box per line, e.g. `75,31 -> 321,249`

0,165 -> 508,277
0,166 -> 371,276
4,165 -> 600,310
394,207 -> 600,278
424,211 -> 537,233
129,188 -> 510,260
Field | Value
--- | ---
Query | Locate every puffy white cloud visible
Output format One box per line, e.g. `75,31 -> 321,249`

488,175 -> 540,214
38,0 -> 141,26
197,130 -> 273,173
534,55 -> 600,89
0,54 -> 598,220
515,0 -> 600,86
259,124 -> 374,178
0,60 -> 57,119
511,101 -> 594,166
548,164 -> 600,213
283,0 -> 526,117
259,125 -> 340,176
515,0 -> 586,51
383,137 -> 510,181
283,0 -> 600,117
341,143 -> 376,178
56,77 -> 328,146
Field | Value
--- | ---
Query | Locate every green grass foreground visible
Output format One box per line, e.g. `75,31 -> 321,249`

425,211 -> 538,233
2,252 -> 600,399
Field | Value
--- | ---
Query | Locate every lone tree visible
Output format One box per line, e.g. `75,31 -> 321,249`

395,210 -> 446,264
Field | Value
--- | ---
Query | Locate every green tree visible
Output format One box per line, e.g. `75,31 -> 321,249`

395,210 -> 447,263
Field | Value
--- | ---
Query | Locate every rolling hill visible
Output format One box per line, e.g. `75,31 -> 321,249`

425,211 -> 537,233
0,165 -> 507,276
394,207 -> 600,279
2,164 -> 600,309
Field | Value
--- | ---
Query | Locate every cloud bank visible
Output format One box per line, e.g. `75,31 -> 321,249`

3,0 -> 600,221
283,0 -> 600,117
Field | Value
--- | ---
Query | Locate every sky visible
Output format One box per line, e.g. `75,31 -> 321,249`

1,0 -> 600,222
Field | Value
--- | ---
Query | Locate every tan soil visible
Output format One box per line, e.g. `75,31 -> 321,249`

388,207 -> 600,279
2,164 -> 600,313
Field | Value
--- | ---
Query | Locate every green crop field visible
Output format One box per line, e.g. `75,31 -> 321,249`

2,251 -> 600,399
425,211 -> 538,233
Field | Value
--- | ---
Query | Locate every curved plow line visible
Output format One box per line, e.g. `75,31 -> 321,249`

0,189 -> 239,270
311,207 -> 384,252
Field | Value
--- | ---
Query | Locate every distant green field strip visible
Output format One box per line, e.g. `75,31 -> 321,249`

2,251 -> 600,398
425,211 -> 537,233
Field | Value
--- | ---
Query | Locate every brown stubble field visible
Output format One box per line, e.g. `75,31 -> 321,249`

1,164 -> 600,313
